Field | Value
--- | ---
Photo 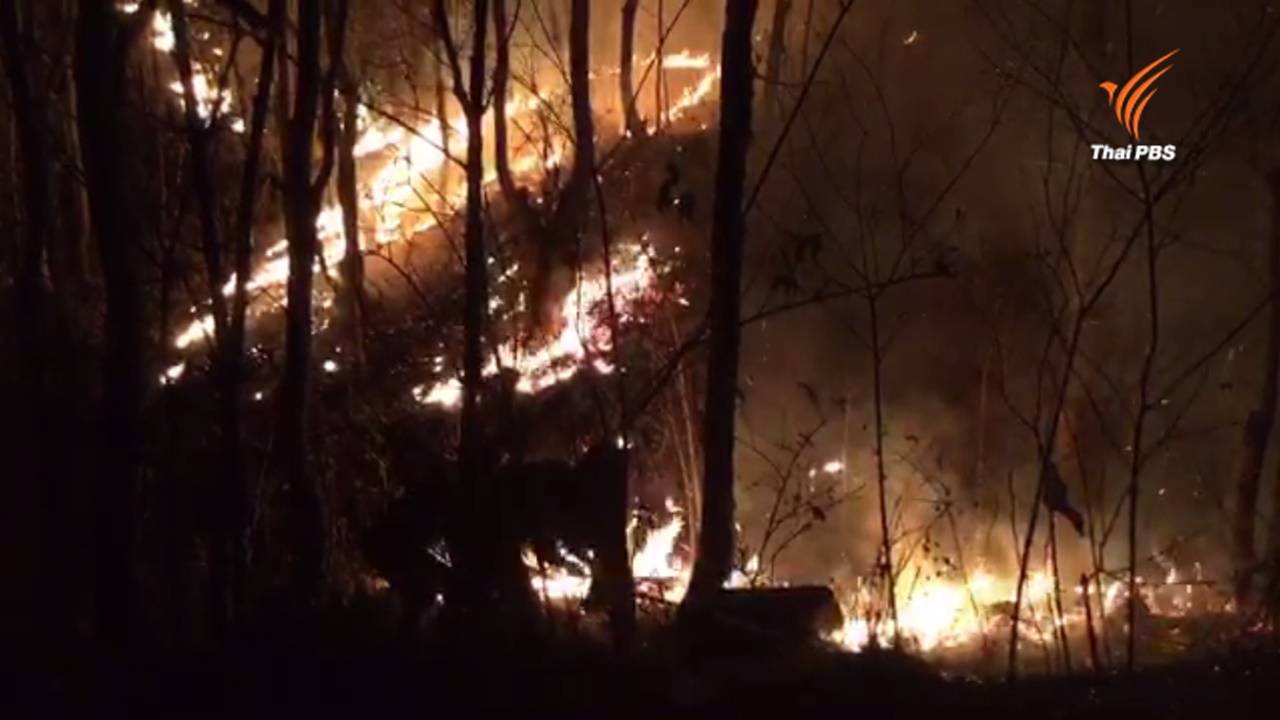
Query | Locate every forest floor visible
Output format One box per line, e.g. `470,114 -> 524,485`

6,611 -> 1277,717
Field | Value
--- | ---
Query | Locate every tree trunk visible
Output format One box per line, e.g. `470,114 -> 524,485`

491,0 -> 520,207
169,0 -> 243,634
335,5 -> 365,374
216,0 -> 283,635
1263,168 -> 1280,613
1232,168 -> 1279,605
763,0 -> 792,112
434,0 -> 534,624
682,0 -> 760,613
170,0 -> 229,339
74,0 -> 148,650
556,0 -> 594,228
279,0 -> 330,607
0,0 -> 53,422
655,0 -> 665,132
454,0 -> 493,612
433,23 -> 451,192
0,0 -> 58,646
531,0 -> 595,328
619,0 -> 644,137
867,292 -> 900,644
45,0 -> 89,325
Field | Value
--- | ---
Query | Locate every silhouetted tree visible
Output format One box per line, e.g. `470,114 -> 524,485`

168,0 -> 242,634
73,0 -> 152,649
491,0 -> 519,207
278,0 -> 344,607
335,0 -> 366,374
619,0 -> 644,137
1264,168 -> 1280,615
763,0 -> 792,111
217,0 -> 284,632
0,0 -> 59,645
432,0 -> 535,622
1233,166 -> 1280,607
555,0 -> 594,230
682,0 -> 760,612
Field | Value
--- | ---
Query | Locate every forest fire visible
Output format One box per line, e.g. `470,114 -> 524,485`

526,499 -> 689,605
833,568 -> 1063,653
168,46 -> 719,361
415,243 -> 666,406
8,0 -> 1280,713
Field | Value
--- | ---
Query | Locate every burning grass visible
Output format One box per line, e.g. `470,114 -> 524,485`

137,4 -> 1269,680
166,41 -> 722,360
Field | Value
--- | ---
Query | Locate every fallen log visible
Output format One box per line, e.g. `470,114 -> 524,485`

694,586 -> 845,645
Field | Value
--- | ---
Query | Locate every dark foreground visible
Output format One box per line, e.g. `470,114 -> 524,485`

4,617 -> 1277,717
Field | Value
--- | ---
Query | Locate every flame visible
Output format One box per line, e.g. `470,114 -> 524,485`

414,245 -> 665,406
504,486 -> 1217,656
158,360 -> 187,386
632,512 -> 685,580
168,48 -> 720,358
521,500 -> 691,604
831,565 -> 1083,653
149,7 -> 242,130
829,561 -> 1176,654
821,460 -> 846,475
525,546 -> 596,602
661,65 -> 722,126
660,50 -> 714,70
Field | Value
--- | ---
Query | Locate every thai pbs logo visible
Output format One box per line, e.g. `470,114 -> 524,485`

1091,49 -> 1179,162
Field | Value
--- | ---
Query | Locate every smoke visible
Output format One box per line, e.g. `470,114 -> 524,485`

728,0 -> 1280,592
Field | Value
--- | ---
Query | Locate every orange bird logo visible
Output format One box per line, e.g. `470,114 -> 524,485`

1098,49 -> 1179,141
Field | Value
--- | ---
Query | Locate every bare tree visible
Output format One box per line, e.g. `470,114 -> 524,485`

278,0 -> 345,606
218,0 -> 285,632
682,0 -> 761,613
170,0 -> 229,347
1264,168 -> 1280,615
73,0 -> 153,648
619,0 -> 644,137
168,0 -> 242,634
553,0 -> 594,231
0,0 -> 59,644
433,0 -> 535,621
1233,167 -> 1280,607
491,0 -> 521,208
334,0 -> 366,374
763,0 -> 793,112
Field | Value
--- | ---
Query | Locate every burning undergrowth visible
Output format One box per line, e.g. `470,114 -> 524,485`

137,1 -> 1269,678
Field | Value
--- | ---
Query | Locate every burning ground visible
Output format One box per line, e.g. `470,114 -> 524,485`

151,0 -> 1272,672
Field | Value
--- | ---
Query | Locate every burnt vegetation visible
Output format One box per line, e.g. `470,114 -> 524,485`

2,0 -> 1280,714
